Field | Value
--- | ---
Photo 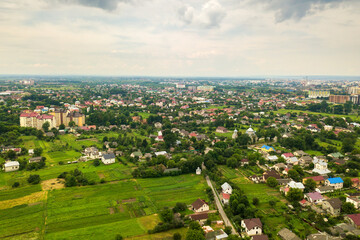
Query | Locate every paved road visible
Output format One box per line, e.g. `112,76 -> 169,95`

205,176 -> 238,235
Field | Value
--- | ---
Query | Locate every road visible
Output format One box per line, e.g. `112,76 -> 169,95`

205,176 -> 238,235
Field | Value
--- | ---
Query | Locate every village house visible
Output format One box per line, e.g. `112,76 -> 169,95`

299,156 -> 313,166
222,192 -> 230,205
325,177 -> 344,190
241,159 -> 249,166
216,126 -> 228,133
281,152 -> 294,160
101,153 -> 116,165
345,213 -> 360,228
352,178 -> 360,188
305,192 -> 324,204
312,160 -> 331,175
293,150 -> 308,157
267,155 -> 278,162
221,182 -> 233,194
130,151 -> 143,158
261,145 -> 275,152
263,170 -> 281,182
83,147 -> 100,159
316,186 -> 335,194
302,176 -> 325,186
241,218 -> 263,236
278,228 -> 301,240
3,161 -> 20,172
189,212 -> 208,224
322,198 -> 342,216
346,193 -> 360,209
191,199 -> 209,213
29,156 -> 42,163
252,235 -> 269,240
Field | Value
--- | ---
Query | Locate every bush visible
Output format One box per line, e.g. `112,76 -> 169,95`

27,174 -> 41,184
115,234 -> 123,240
12,182 -> 20,188
59,161 -> 64,165
173,233 -> 181,240
93,159 -> 100,166
100,179 -> 106,184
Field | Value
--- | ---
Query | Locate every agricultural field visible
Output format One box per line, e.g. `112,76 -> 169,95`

0,174 -> 207,239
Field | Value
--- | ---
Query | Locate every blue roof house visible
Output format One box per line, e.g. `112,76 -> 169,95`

325,177 -> 343,190
261,145 -> 275,152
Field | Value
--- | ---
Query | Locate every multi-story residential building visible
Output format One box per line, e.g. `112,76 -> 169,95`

308,90 -> 330,99
20,112 -> 57,130
329,95 -> 350,104
49,109 -> 85,127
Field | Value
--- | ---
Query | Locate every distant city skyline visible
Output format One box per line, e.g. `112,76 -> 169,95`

0,0 -> 360,76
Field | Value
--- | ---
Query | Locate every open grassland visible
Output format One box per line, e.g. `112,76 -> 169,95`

0,174 -> 205,239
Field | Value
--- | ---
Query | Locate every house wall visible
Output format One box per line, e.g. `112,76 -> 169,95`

346,197 -> 360,209
102,158 -> 115,165
5,165 -> 19,172
194,204 -> 209,212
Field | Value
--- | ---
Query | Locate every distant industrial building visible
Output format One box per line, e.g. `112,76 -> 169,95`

308,90 -> 330,98
329,95 -> 350,104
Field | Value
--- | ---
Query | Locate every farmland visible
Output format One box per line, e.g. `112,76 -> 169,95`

0,174 -> 207,239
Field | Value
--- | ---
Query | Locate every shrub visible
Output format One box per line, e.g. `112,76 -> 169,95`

12,182 -> 20,188
27,174 -> 41,184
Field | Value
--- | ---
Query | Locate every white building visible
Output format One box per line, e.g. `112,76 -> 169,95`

4,161 -> 20,172
196,167 -> 202,175
241,218 -> 263,236
101,153 -> 116,165
312,160 -> 331,175
232,129 -> 238,139
221,182 -> 233,194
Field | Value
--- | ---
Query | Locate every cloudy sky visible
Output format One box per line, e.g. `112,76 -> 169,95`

0,0 -> 359,76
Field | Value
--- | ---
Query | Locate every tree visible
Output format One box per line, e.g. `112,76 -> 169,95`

69,121 -> 76,127
115,234 -> 123,240
34,147 -> 43,157
173,202 -> 187,213
266,177 -> 278,188
269,200 -> 276,208
93,159 -> 100,167
185,229 -> 205,240
288,169 -> 301,182
27,174 -> 41,184
42,121 -> 50,132
342,138 -> 355,153
173,233 -> 181,240
224,226 -> 232,235
287,188 -> 303,202
342,202 -> 356,214
344,177 -> 353,188
59,124 -> 65,130
12,182 -> 20,188
252,197 -> 259,206
304,179 -> 316,192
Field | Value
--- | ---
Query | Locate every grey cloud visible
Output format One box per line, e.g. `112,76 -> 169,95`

52,0 -> 131,11
255,0 -> 349,22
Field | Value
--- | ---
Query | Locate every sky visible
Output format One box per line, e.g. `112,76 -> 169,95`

0,0 -> 360,77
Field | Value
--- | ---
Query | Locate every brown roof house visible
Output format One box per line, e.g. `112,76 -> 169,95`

322,198 -> 342,216
191,199 -> 209,213
278,228 -> 301,240
189,212 -> 208,224
241,218 -> 263,236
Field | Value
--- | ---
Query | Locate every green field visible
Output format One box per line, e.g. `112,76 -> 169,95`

0,174 -> 206,239
274,109 -> 360,121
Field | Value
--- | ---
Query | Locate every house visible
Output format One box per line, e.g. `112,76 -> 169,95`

322,198 -> 342,216
352,178 -> 360,188
312,160 -> 331,175
29,156 -> 42,163
287,157 -> 299,165
302,176 -> 325,186
315,186 -> 334,194
205,229 -> 228,240
130,151 -> 143,158
241,218 -> 263,236
3,161 -> 20,172
345,213 -> 360,228
281,153 -> 294,160
261,145 -> 275,152
250,175 -> 262,183
101,153 -> 115,165
191,199 -> 209,212
325,177 -> 343,189
28,149 -> 34,155
299,156 -> 313,166
263,170 -> 281,182
154,122 -> 162,128
273,163 -> 286,172
83,147 -> 100,159
196,167 -> 202,175
278,228 -> 301,240
328,152 -> 344,159
277,179 -> 292,186
155,151 -> 168,157
222,192 -> 230,204
306,233 -> 341,240
346,193 -> 360,209
305,192 -> 323,204
241,159 -> 249,166
221,182 -> 233,194
293,150 -> 308,157
267,155 -> 278,162
288,181 -> 305,191
252,235 -> 269,240
189,212 -> 208,224
216,127 -> 228,133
